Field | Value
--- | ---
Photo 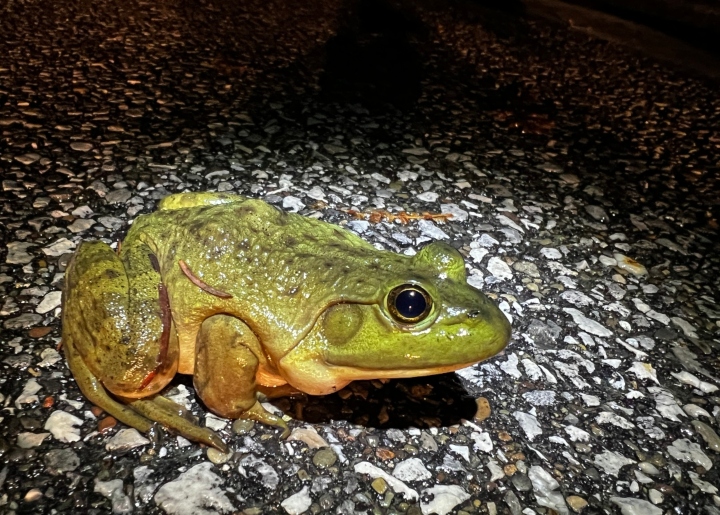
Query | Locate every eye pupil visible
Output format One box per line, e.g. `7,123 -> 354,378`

387,285 -> 433,323
395,289 -> 426,319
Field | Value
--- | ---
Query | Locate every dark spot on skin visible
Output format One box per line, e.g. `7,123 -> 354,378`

235,205 -> 256,217
148,253 -> 160,273
104,269 -> 120,280
202,236 -> 221,251
324,261 -> 333,269
285,237 -> 297,247
187,219 -> 206,236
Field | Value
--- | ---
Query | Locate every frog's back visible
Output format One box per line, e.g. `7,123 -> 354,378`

126,194 -> 410,357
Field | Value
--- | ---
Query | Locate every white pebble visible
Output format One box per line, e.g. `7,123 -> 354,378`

154,462 -> 235,515
487,460 -> 505,481
44,410 -> 83,443
17,432 -> 50,448
513,411 -> 542,441
671,371 -> 718,393
667,438 -> 712,470
287,427 -> 329,449
417,220 -> 449,240
282,196 -> 305,213
105,428 -> 150,451
281,486 -> 312,515
36,291 -> 62,314
563,308 -> 613,337
627,362 -> 659,384
470,431 -> 493,453
486,257 -> 513,281
392,458 -> 431,482
417,191 -> 439,202
610,496 -> 662,515
204,413 -> 228,431
15,378 -> 42,408
594,449 -> 636,476
42,238 -> 76,257
440,203 -> 468,222
353,461 -> 418,500
420,485 -> 470,515
540,247 -> 562,259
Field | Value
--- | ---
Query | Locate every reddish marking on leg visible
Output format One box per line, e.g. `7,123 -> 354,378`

139,370 -> 157,390
140,255 -> 172,389
138,282 -> 169,391
157,282 -> 171,365
178,259 -> 232,299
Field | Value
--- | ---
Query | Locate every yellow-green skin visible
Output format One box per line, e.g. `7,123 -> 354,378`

62,192 -> 510,451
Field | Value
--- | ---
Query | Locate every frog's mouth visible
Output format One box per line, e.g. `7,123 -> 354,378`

328,361 -> 478,381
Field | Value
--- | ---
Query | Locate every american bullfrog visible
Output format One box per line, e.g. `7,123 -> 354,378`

62,192 -> 511,451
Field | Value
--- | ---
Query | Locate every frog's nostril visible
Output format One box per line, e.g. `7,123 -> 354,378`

468,310 -> 482,318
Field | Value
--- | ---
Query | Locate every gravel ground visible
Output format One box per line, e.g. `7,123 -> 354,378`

1,0 -> 719,514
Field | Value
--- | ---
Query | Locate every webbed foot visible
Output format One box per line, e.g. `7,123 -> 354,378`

240,400 -> 290,438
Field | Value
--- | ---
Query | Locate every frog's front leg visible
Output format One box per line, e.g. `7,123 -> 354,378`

194,314 -> 290,437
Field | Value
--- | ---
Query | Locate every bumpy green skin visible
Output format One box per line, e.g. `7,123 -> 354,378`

62,192 -> 511,450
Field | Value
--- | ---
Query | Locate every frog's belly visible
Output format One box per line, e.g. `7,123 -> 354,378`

177,330 -> 197,375
255,366 -> 288,387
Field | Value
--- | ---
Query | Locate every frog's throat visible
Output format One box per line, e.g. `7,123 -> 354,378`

328,361 -> 476,380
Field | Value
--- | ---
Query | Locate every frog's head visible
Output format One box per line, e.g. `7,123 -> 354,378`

278,242 -> 511,395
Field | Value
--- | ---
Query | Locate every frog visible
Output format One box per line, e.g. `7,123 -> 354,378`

62,192 -> 511,451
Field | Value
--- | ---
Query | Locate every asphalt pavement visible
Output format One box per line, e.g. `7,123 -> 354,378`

1,0 -> 719,514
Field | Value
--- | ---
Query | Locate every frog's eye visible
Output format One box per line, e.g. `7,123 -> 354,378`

387,284 -> 433,324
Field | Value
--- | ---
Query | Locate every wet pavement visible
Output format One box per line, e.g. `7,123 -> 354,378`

1,0 -> 719,514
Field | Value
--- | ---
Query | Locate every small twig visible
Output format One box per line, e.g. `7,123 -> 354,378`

342,208 -> 453,225
178,259 -> 233,299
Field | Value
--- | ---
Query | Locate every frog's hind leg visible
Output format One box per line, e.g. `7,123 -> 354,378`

63,240 -> 178,396
64,341 -> 226,451
62,241 -> 180,434
64,330 -> 154,434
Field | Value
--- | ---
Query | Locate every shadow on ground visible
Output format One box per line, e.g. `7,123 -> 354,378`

317,0 -> 427,110
277,374 -> 480,430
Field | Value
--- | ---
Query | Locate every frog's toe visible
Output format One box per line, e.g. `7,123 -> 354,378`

201,429 -> 229,453
278,422 -> 291,439
240,400 -> 290,437
129,396 -> 228,452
